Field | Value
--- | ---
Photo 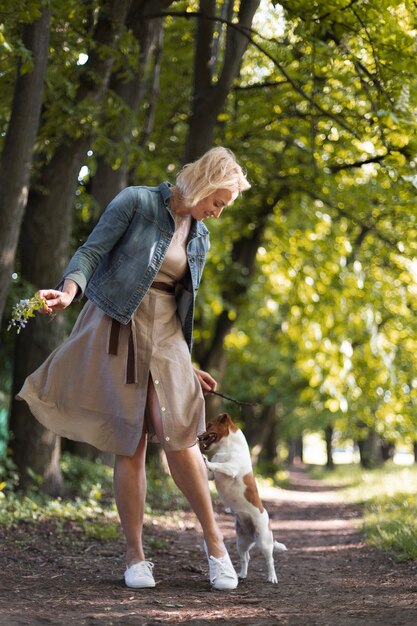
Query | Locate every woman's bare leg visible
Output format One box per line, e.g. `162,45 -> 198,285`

146,375 -> 225,558
165,445 -> 225,557
114,429 -> 148,566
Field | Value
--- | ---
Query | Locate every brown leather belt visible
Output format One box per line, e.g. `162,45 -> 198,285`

107,318 -> 137,384
151,281 -> 176,294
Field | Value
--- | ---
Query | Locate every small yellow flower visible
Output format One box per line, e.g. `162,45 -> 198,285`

8,293 -> 48,334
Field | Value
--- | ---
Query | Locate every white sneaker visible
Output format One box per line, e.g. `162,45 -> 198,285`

204,544 -> 238,591
124,561 -> 155,588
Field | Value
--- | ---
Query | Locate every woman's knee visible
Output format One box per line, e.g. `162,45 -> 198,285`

166,444 -> 205,473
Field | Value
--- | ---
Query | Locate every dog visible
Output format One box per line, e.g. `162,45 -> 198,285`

198,413 -> 287,584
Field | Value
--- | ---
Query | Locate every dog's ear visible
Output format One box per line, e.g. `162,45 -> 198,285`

220,413 -> 239,432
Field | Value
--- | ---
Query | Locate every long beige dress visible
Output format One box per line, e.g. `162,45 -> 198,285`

17,213 -> 205,455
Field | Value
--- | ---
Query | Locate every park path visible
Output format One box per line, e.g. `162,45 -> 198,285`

1,467 -> 417,625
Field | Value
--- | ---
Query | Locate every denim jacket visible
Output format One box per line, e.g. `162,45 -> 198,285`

60,183 -> 210,351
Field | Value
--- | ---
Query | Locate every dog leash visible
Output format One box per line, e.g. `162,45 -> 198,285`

210,390 -> 259,407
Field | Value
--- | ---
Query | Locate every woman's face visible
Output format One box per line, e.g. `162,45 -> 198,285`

191,188 -> 238,221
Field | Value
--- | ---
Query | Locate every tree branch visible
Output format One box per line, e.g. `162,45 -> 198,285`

194,0 -> 216,95
233,79 -> 288,91
317,0 -> 362,22
303,187 -> 402,252
328,152 -> 389,173
145,10 -> 362,138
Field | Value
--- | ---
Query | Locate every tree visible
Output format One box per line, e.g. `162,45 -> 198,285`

2,0 -> 417,487
0,3 -> 51,321
183,0 -> 261,162
90,0 -> 175,209
193,0 -> 417,463
9,0 -> 131,492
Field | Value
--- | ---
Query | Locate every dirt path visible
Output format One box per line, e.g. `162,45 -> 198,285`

1,467 -> 416,626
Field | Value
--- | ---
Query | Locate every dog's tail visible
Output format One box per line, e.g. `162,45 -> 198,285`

274,541 -> 287,552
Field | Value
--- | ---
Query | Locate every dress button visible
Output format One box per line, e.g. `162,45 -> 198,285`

161,407 -> 166,412
165,436 -> 170,442
154,380 -> 159,384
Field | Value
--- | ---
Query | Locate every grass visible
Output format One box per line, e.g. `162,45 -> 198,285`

0,452 -> 188,532
4,453 -> 416,563
311,462 -> 417,562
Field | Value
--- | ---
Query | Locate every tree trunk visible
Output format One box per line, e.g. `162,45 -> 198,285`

91,0 -> 173,208
0,7 -> 51,322
139,24 -> 164,151
380,440 -> 395,462
197,203 -> 276,371
288,435 -> 303,466
255,404 -> 279,466
183,0 -> 261,162
182,0 -> 261,375
325,425 -> 334,469
9,0 -> 131,493
358,430 -> 384,469
10,314 -> 67,495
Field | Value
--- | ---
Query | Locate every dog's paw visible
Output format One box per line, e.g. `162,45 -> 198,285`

203,457 -> 215,480
268,573 -> 278,584
274,541 -> 287,552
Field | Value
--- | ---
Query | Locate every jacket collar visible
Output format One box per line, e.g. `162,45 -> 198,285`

159,182 -> 209,237
159,181 -> 174,206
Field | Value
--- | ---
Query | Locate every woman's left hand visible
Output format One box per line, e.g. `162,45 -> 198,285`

194,368 -> 217,396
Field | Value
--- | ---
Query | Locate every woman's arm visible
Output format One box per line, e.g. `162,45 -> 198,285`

59,187 -> 137,296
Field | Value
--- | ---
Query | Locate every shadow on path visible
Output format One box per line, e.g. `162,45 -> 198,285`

1,466 -> 416,626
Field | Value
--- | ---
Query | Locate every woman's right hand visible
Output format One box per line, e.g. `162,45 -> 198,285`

37,290 -> 74,313
38,279 -> 79,313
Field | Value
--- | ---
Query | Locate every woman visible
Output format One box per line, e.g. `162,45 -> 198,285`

17,146 -> 251,591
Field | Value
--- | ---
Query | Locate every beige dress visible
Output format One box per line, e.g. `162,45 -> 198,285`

17,213 -> 205,455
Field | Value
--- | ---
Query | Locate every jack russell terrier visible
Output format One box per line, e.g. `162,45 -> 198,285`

198,413 -> 287,583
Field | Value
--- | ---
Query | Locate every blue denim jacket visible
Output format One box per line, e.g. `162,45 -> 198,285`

60,183 -> 210,350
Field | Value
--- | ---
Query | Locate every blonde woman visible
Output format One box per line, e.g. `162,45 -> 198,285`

18,147 -> 251,591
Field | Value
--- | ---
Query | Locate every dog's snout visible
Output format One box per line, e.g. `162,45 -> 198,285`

198,431 -> 217,451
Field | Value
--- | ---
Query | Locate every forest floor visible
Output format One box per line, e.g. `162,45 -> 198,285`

1,466 -> 417,626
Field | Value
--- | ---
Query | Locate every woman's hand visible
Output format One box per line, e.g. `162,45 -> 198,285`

38,279 -> 79,314
194,368 -> 217,396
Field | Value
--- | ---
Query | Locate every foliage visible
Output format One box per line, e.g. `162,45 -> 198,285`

7,293 -> 48,334
193,0 -> 417,455
364,493 -> 417,562
1,0 -> 417,469
0,452 -> 187,528
255,467 -> 290,489
311,462 -> 417,561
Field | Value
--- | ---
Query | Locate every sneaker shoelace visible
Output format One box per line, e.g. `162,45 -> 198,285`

209,555 -> 235,582
129,560 -> 154,574
141,561 -> 154,574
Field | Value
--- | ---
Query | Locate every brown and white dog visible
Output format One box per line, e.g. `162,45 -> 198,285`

198,413 -> 287,584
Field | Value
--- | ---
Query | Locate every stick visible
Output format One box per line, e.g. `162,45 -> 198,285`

210,390 -> 259,407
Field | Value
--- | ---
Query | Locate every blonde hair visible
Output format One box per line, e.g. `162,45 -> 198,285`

175,147 -> 251,207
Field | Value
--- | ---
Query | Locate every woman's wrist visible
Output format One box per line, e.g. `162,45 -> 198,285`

63,278 -> 80,301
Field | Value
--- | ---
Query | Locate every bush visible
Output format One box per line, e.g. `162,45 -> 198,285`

310,462 -> 417,561
0,451 -> 189,529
